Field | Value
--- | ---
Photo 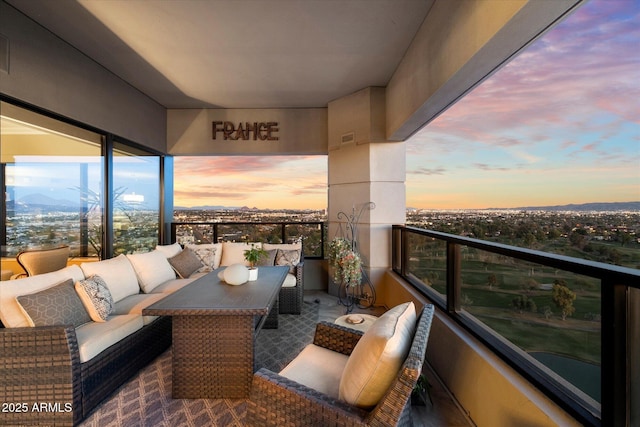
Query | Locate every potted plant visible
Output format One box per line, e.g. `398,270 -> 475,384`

328,237 -> 362,288
244,244 -> 267,281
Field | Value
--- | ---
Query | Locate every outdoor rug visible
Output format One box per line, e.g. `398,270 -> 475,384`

80,301 -> 320,427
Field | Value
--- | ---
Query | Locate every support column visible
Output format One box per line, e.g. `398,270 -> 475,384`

327,87 -> 406,302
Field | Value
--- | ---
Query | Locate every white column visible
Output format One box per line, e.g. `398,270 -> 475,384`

327,87 -> 406,300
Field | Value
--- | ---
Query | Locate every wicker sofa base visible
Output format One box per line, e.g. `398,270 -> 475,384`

0,316 -> 172,426
80,316 -> 172,419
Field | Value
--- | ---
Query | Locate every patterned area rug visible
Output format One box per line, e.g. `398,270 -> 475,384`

80,301 -> 319,427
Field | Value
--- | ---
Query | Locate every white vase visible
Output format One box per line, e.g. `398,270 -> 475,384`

248,267 -> 258,281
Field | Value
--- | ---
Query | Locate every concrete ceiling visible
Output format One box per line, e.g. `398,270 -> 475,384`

7,0 -> 434,109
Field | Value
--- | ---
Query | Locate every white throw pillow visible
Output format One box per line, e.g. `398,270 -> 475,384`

127,250 -> 177,293
339,302 -> 417,408
80,254 -> 139,303
220,242 -> 261,267
155,242 -> 183,258
0,265 -> 85,328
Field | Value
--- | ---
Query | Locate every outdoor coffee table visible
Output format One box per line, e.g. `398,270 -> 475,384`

143,265 -> 288,399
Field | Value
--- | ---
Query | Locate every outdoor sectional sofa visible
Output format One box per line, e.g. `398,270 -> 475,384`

0,241 -> 303,426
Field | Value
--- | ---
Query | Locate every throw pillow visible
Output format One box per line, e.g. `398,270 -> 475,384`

275,249 -> 301,274
75,275 -> 114,322
126,250 -> 177,293
257,249 -> 277,266
155,242 -> 183,258
80,254 -> 139,303
16,278 -> 92,327
186,243 -> 222,271
0,265 -> 86,328
168,247 -> 203,278
339,302 -> 417,408
220,242 -> 260,267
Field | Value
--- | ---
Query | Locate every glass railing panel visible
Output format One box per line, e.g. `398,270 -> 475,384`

174,223 -> 214,245
217,223 -> 279,243
405,232 -> 447,299
285,223 -> 323,257
460,248 -> 601,402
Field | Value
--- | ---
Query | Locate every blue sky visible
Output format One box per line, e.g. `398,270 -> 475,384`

173,0 -> 639,210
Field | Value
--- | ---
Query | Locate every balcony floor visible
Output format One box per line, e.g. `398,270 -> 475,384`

80,291 -> 474,426
307,290 -> 475,427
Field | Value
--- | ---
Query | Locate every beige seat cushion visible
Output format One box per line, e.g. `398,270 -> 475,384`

282,273 -> 297,288
339,301 -> 417,408
149,276 -> 202,293
113,293 -> 168,325
0,265 -> 85,328
74,314 -> 143,363
279,343 -> 349,399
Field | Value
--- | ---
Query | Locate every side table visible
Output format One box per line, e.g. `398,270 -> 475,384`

334,313 -> 378,332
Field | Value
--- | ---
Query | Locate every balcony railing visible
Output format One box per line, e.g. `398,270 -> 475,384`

170,221 -> 326,259
392,225 -> 639,427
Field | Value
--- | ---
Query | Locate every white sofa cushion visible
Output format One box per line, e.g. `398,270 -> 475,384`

155,242 -> 183,258
113,293 -> 168,325
127,250 -> 177,293
279,343 -> 349,399
0,265 -> 85,328
80,255 -> 139,303
150,276 -> 202,293
186,243 -> 222,271
74,314 -> 144,363
282,273 -> 297,288
220,242 -> 260,266
339,302 -> 417,408
75,275 -> 114,322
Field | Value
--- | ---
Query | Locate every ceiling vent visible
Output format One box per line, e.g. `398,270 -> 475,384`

341,131 -> 355,146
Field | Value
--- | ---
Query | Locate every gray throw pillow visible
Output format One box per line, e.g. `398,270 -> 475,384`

169,247 -> 204,278
257,249 -> 278,267
17,278 -> 92,327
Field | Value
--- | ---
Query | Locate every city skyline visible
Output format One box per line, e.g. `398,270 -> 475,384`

173,0 -> 634,210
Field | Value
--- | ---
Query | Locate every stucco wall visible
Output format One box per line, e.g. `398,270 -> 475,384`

167,108 -> 327,155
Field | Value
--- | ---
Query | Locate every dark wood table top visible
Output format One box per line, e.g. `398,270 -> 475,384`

143,265 -> 288,317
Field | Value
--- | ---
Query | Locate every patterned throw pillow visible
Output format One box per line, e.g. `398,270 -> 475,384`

16,278 -> 92,327
75,275 -> 114,322
188,246 -> 218,272
168,247 -> 203,278
275,249 -> 301,274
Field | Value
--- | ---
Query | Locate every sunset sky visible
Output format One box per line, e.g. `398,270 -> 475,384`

174,0 -> 639,210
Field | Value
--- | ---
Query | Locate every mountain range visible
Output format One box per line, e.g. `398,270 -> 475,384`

8,194 -> 640,213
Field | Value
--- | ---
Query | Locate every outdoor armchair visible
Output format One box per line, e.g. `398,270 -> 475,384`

247,303 -> 435,427
11,245 -> 70,279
